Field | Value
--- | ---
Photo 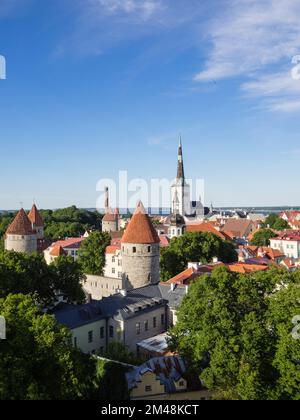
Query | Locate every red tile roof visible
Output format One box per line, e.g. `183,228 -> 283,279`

122,202 -> 160,244
271,231 -> 300,241
50,245 -> 67,257
186,222 -> 231,241
28,204 -> 44,227
106,245 -> 121,254
6,209 -> 35,236
52,237 -> 86,249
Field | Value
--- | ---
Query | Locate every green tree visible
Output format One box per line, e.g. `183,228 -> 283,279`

169,266 -> 297,400
250,229 -> 277,247
0,294 -> 96,400
78,231 -> 111,275
262,214 -> 290,230
0,251 -> 85,306
50,255 -> 85,304
160,232 -> 237,281
95,359 -> 129,401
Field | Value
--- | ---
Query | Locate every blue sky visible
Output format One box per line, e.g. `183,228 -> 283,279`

1,0 -> 300,210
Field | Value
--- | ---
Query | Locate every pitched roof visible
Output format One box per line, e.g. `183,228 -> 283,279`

6,208 -> 35,236
186,222 -> 231,240
50,245 -> 67,257
122,201 -> 160,244
52,237 -> 86,249
28,204 -> 44,227
223,219 -> 254,238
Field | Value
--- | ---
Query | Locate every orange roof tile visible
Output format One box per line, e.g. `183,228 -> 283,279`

122,201 -> 160,244
28,204 -> 44,227
186,222 -> 230,240
6,209 -> 35,236
50,245 -> 67,257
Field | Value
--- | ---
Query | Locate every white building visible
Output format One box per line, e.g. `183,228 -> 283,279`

270,232 -> 300,259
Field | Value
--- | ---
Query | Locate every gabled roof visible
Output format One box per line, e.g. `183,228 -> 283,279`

122,202 -> 160,244
50,245 -> 67,257
186,222 -> 231,240
51,237 -> 86,249
223,219 -> 254,238
28,204 -> 44,227
6,208 -> 35,236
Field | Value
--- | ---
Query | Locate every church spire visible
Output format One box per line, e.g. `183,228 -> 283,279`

176,136 -> 185,182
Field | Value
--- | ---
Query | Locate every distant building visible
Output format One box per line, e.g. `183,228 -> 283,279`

5,204 -> 44,254
44,237 -> 86,264
270,231 -> 300,259
170,139 -> 204,220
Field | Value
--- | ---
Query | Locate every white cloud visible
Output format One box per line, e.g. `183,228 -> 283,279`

195,0 -> 300,112
96,0 -> 162,19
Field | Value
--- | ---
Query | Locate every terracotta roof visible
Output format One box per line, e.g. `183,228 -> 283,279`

50,245 -> 67,257
52,237 -> 86,249
28,204 -> 44,227
106,245 -> 121,254
271,230 -> 300,241
223,219 -> 254,238
159,235 -> 170,248
103,213 -> 117,222
228,263 -> 269,274
122,201 -> 160,244
6,209 -> 35,236
186,222 -> 231,241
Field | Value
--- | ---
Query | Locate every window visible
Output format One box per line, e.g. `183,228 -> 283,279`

118,272 -> 122,278
100,347 -> 104,354
133,247 -> 137,253
136,323 -> 141,335
112,268 -> 116,274
144,320 -> 149,332
153,317 -> 157,328
118,260 -> 122,266
145,386 -> 152,392
100,327 -> 104,339
74,337 -> 77,348
161,314 -> 165,326
109,326 -> 114,338
112,257 -> 115,263
88,331 -> 93,343
148,246 -> 151,253
179,380 -> 185,387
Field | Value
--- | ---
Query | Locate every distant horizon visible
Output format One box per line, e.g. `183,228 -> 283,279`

1,205 -> 300,214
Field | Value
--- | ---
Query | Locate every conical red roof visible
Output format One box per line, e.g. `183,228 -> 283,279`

28,204 -> 44,227
122,202 -> 160,244
6,208 -> 35,236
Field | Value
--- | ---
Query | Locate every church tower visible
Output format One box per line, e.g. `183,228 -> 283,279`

171,138 -> 191,217
121,201 -> 160,290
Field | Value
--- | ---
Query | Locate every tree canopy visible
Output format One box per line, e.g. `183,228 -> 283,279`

262,214 -> 291,231
77,231 -> 111,275
169,266 -> 300,400
160,232 -> 237,281
0,251 -> 85,306
0,294 -> 96,400
250,228 -> 277,246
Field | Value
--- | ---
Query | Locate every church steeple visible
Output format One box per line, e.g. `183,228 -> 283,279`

176,136 -> 185,182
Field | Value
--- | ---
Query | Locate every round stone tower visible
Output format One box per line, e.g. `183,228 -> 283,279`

102,208 -> 120,233
28,204 -> 44,240
121,201 -> 160,290
5,208 -> 37,254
